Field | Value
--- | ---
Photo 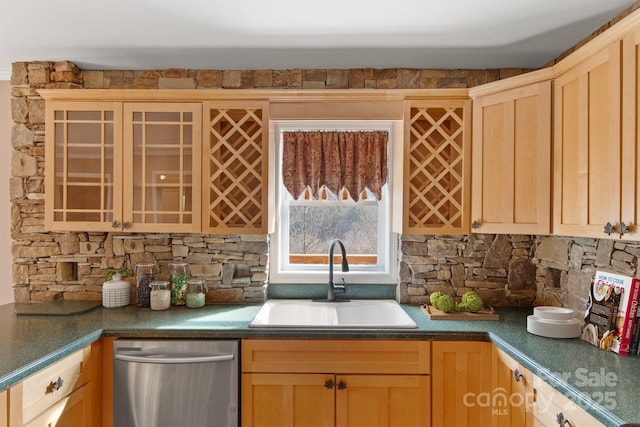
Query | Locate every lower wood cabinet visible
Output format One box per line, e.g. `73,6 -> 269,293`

6,341 -> 102,427
241,339 -> 431,427
1,389 -> 7,427
531,376 -> 605,427
431,341 -> 493,427
492,346 -> 534,427
493,346 -> 606,427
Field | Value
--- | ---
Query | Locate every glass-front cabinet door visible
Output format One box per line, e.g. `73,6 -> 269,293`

123,103 -> 202,232
45,101 -> 123,231
45,101 -> 201,232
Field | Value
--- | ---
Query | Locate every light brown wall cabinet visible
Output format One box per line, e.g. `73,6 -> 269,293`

202,101 -> 269,234
241,339 -> 431,427
7,342 -> 101,427
402,100 -> 472,235
553,40 -> 631,239
44,101 -> 202,233
621,26 -> 640,241
471,81 -> 552,235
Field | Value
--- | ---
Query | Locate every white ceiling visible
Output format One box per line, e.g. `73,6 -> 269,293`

0,0 -> 634,80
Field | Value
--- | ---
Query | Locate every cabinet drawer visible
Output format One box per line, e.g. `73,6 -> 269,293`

532,376 -> 605,427
23,384 -> 89,427
242,339 -> 430,374
13,348 -> 89,425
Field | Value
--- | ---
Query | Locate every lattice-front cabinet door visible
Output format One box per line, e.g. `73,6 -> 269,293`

45,101 -> 124,231
403,100 -> 471,234
203,101 -> 269,234
122,103 -> 202,232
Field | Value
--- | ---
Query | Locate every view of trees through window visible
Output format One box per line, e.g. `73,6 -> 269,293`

288,202 -> 379,265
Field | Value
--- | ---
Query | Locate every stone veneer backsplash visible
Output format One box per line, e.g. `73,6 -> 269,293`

8,61 -> 640,308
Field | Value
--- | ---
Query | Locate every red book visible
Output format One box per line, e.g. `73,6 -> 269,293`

581,271 -> 640,355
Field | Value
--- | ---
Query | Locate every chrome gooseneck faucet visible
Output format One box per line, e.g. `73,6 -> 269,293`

326,239 -> 349,302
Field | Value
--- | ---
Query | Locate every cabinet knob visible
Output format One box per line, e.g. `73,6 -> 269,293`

112,220 -> 120,228
513,368 -> 524,382
617,222 -> 630,237
555,412 -> 569,426
603,222 -> 615,236
471,221 -> 481,230
337,380 -> 347,390
123,222 -> 131,229
324,380 -> 334,389
46,376 -> 63,394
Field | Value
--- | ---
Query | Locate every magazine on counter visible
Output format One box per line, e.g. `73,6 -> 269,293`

581,271 -> 640,355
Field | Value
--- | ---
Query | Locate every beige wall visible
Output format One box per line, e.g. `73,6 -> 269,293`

0,81 -> 13,305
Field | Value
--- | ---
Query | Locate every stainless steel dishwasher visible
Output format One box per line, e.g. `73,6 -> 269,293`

113,339 -> 238,427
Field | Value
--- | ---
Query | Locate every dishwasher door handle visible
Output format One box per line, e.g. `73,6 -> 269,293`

114,353 -> 235,364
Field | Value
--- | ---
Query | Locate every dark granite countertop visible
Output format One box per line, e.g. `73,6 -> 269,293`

0,302 -> 637,427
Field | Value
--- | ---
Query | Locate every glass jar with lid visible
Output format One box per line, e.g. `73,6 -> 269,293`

135,263 -> 155,307
149,281 -> 171,310
169,262 -> 190,306
186,279 -> 207,308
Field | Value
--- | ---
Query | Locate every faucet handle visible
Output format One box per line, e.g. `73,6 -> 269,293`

333,278 -> 346,293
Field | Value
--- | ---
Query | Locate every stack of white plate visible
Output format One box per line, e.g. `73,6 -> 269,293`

527,306 -> 582,338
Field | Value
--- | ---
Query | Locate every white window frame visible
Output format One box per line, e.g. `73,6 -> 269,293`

269,120 -> 398,284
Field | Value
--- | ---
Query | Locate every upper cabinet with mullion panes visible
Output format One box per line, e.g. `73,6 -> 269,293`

123,103 -> 201,233
45,101 -> 123,231
43,99 -> 202,232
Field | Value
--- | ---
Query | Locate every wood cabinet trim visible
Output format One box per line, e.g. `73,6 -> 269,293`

39,88 -> 470,103
469,68 -> 554,98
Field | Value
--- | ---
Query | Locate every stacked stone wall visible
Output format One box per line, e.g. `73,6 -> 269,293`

534,237 -> 640,314
399,234 -> 640,310
399,234 -> 537,306
10,60 -> 640,307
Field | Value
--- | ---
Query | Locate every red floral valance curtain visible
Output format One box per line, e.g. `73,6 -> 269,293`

282,130 -> 388,201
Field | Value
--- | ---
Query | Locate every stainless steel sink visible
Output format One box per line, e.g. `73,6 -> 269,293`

249,299 -> 417,329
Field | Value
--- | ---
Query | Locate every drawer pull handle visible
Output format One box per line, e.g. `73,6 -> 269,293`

513,368 -> 524,382
46,377 -> 64,394
337,380 -> 347,390
324,380 -> 334,389
556,412 -> 569,426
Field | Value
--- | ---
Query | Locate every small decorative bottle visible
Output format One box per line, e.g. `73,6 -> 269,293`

186,279 -> 207,308
135,263 -> 155,307
169,262 -> 190,306
149,281 -> 171,310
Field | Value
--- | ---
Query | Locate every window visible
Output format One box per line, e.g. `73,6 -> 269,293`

269,121 -> 398,284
